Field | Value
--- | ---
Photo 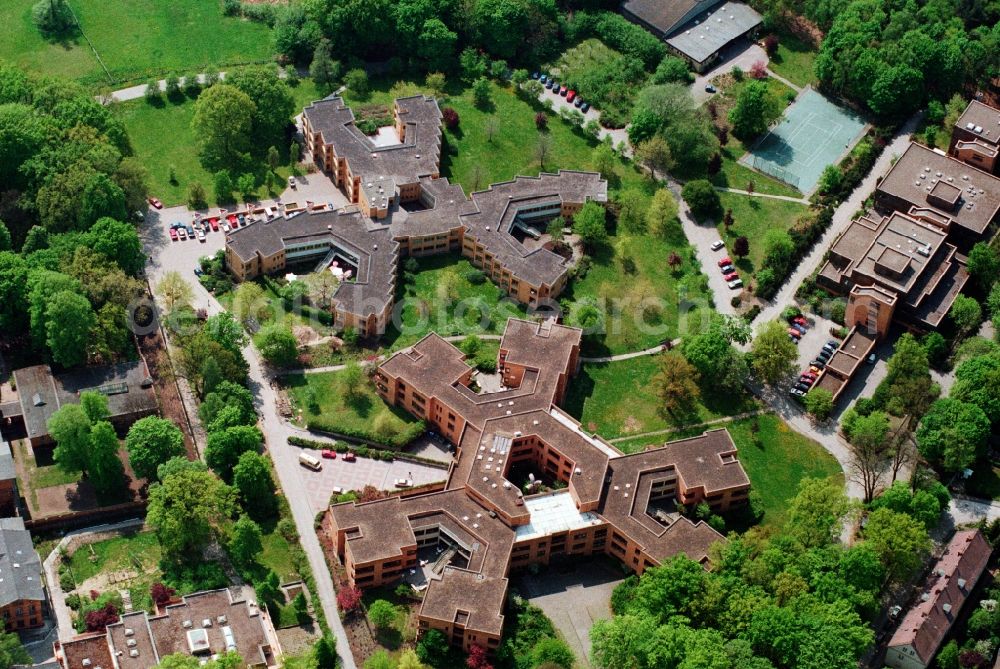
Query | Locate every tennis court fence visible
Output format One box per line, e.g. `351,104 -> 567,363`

747,156 -> 801,189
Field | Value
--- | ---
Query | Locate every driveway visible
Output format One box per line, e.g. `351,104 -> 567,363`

288,444 -> 449,514
692,41 -> 769,104
515,559 -> 625,668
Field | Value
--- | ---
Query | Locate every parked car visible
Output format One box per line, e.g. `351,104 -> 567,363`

559,85 -> 568,96
710,240 -> 725,251
727,278 -> 743,289
545,79 -> 555,90
810,360 -> 826,369
792,316 -> 808,327
825,340 -> 840,350
299,452 -> 322,471
720,264 -> 735,274
169,228 -> 178,241
177,227 -> 187,240
194,268 -> 203,277
717,257 -> 732,267
197,230 -> 206,242
566,90 -> 576,102
321,449 -> 337,459
816,350 -> 832,362
704,84 -> 717,93
788,327 -> 802,338
809,365 -> 823,374
799,377 -> 814,387
531,72 -> 540,80
867,353 -> 877,364
148,197 -> 163,209
801,371 -> 817,381
342,452 -> 356,462
210,219 -> 219,232
723,271 -> 739,282
573,97 -> 584,107
789,387 -> 806,398
580,102 -> 590,113
793,382 -> 810,392
288,176 -> 297,189
394,478 -> 413,488
539,74 -> 547,83
791,323 -> 807,335
223,223 -> 231,232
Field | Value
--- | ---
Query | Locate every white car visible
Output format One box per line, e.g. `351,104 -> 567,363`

710,240 -> 725,251
177,227 -> 187,240
728,278 -> 743,289
394,478 -> 413,488
222,223 -> 231,232
197,230 -> 206,242
288,176 -> 297,189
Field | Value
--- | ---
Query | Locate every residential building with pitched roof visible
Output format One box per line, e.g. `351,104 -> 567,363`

225,95 -> 607,338
55,588 -> 281,669
325,318 -> 750,652
0,517 -> 46,630
886,530 -> 992,669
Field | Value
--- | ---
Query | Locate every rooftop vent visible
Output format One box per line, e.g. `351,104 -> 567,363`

83,660 -> 92,667
958,578 -> 967,589
183,620 -> 193,629
967,122 -> 976,130
943,603 -> 953,614
126,640 -> 137,648
32,393 -> 44,407
124,629 -> 134,637
129,651 -> 139,659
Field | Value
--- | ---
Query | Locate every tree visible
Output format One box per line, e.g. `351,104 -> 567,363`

862,507 -> 931,584
952,352 -> 1000,424
191,84 -> 256,170
616,189 -> 646,234
875,333 -> 935,417
729,81 -> 778,139
416,629 -> 449,666
232,451 -> 277,519
88,421 -> 125,500
126,417 -> 186,482
803,388 -> 834,419
368,600 -> 397,630
32,0 -> 76,37
652,351 -> 701,420
785,477 -> 851,549
762,229 -> 795,271
844,410 -> 891,503
397,649 -> 426,669
949,294 -> 982,338
256,323 -> 298,367
425,72 -> 446,98
442,107 -> 459,130
310,39 -> 340,94
228,515 -> 263,567
531,637 -> 574,669
533,133 -> 552,169
916,398 -> 990,472
646,189 -> 678,236
634,136 -> 673,178
534,112 -> 547,130
232,281 -> 269,323
156,271 -> 193,312
472,77 -> 491,108
314,636 -> 338,669
214,171 -> 235,203
46,290 -> 95,367
145,80 -> 163,104
572,202 -> 607,250
204,312 -> 249,353
188,181 -> 208,210
365,651 -> 394,669
151,582 -> 176,608
237,173 -> 257,203
89,217 -> 144,276
165,74 -> 182,101
345,69 -> 368,98
337,585 -> 363,614
48,404 -> 92,474
225,66 -> 295,145
417,19 -> 458,72
205,426 -> 262,481
147,465 -> 236,562
751,320 -> 798,384
79,391 -> 109,423
733,236 -> 750,258
484,116 -> 500,143
0,222 -> 11,253
79,173 -> 127,232
818,164 -> 843,194
681,179 -> 721,220
255,570 -> 281,615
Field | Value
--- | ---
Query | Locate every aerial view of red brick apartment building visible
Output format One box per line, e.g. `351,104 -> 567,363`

55,588 -> 282,669
324,318 -> 751,652
0,517 -> 46,630
225,94 -> 607,338
885,529 -> 992,669
811,100 -> 1000,401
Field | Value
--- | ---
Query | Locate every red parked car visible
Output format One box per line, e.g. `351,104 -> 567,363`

321,449 -> 337,459
717,257 -> 732,267
723,271 -> 739,282
788,327 -> 802,338
209,218 -> 220,232
792,316 -> 808,327
801,371 -> 817,380
148,197 -> 163,209
169,228 -> 178,241
566,90 -> 577,103
342,452 -> 356,462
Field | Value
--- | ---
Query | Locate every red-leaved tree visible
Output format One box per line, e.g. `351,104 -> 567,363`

763,35 -> 779,56
336,585 -> 362,613
85,604 -> 119,632
442,107 -> 460,130
150,583 -> 176,608
749,60 -> 768,79
466,644 -> 493,669
535,112 -> 547,130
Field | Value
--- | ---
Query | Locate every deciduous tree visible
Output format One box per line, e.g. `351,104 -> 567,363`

232,451 -> 277,519
192,85 -> 256,170
205,426 -> 262,481
652,351 -> 701,420
750,320 -> 798,384
147,465 -> 236,563
125,417 -> 186,482
916,398 -> 990,472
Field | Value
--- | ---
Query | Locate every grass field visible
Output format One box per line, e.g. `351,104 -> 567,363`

66,531 -> 162,611
285,368 -> 422,437
716,191 -> 811,277
0,0 -> 272,87
550,39 -> 622,80
562,355 -> 759,438
117,97 -> 301,208
768,33 -> 819,89
615,414 -> 843,527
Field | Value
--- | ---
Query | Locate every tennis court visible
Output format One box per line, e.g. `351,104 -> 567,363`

741,88 -> 867,192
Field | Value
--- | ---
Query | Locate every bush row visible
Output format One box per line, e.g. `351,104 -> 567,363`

288,432 -> 445,469
303,418 -> 426,449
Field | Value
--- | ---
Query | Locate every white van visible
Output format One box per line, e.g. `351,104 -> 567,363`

299,452 -> 322,471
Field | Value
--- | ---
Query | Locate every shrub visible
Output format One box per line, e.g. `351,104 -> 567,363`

763,34 -> 779,55
535,112 -> 548,130
442,107 -> 460,130
681,180 -> 721,220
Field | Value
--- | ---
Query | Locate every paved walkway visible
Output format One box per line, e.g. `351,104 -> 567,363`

714,186 -> 809,203
607,409 -> 763,444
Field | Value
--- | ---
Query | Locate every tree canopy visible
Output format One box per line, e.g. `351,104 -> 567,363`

125,417 -> 186,482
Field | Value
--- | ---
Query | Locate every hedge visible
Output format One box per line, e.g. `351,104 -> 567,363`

303,417 -> 426,450
288,434 -> 448,469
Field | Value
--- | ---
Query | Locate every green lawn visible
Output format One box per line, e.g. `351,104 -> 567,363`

384,254 -> 530,350
549,38 -> 623,79
116,98 -> 298,208
562,355 -> 758,438
615,414 -> 843,527
285,368 -> 423,441
768,33 -> 819,89
715,191 -> 811,277
0,0 -> 272,87
65,531 -> 163,611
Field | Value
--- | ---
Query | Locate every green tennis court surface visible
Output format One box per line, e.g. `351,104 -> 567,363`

741,88 -> 867,192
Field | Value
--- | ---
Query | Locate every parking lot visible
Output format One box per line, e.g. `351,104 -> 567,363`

289,445 -> 450,513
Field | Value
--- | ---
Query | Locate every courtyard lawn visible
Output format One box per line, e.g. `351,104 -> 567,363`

0,0 -> 272,87
116,98 -> 296,208
562,355 -> 759,438
66,531 -> 162,612
615,413 -> 843,527
284,368 -> 424,446
768,32 -> 819,89
384,254 -> 530,350
716,190 -> 811,277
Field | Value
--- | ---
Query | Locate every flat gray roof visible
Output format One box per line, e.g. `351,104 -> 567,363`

665,2 -> 762,63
